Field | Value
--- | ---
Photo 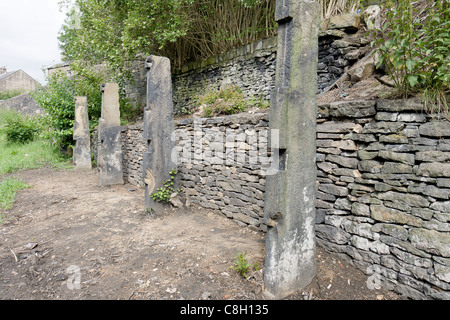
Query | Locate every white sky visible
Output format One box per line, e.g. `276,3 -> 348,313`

0,0 -> 67,85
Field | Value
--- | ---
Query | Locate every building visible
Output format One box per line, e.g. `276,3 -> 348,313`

0,66 -> 39,94
46,61 -> 73,78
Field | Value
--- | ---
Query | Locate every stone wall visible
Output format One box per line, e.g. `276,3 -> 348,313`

125,30 -> 369,115
171,37 -> 277,115
170,32 -> 368,114
114,97 -> 449,300
122,123 -> 146,187
175,113 -> 270,231
0,93 -> 45,116
314,98 -> 450,300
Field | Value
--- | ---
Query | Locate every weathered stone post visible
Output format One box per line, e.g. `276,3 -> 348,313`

97,83 -> 124,186
73,96 -> 92,170
143,56 -> 177,212
263,0 -> 320,299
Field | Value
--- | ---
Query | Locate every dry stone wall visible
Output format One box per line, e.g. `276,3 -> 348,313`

175,113 -> 270,231
0,93 -> 45,116
314,98 -> 450,300
122,123 -> 146,187
124,30 -> 369,116
171,33 -> 368,115
114,97 -> 450,300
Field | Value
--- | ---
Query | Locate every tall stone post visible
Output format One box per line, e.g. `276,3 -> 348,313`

97,83 -> 124,186
143,56 -> 177,212
263,0 -> 320,299
73,96 -> 92,170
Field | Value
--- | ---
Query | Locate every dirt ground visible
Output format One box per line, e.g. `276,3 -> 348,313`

0,167 -> 402,300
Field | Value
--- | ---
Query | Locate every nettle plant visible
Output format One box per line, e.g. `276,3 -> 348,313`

372,0 -> 449,113
150,169 -> 180,203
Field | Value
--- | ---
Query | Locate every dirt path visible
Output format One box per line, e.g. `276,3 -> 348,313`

0,167 -> 401,300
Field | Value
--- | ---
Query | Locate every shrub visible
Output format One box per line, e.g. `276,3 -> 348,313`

30,71 -> 77,149
1,113 -> 39,144
196,84 -> 266,117
372,0 -> 449,113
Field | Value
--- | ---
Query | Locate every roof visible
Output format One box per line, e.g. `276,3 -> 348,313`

47,62 -> 71,70
0,70 -> 17,81
0,69 -> 39,84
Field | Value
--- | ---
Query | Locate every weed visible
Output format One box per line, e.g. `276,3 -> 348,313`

1,113 -> 39,144
371,0 -> 449,114
230,251 -> 259,278
150,169 -> 181,203
196,84 -> 268,117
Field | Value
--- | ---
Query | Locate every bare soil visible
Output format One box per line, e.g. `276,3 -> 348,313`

0,167 -> 401,300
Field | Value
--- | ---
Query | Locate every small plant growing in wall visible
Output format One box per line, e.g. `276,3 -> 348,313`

196,84 -> 268,117
150,169 -> 180,203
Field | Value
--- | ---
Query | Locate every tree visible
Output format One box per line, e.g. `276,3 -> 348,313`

58,0 -> 277,75
31,69 -> 104,149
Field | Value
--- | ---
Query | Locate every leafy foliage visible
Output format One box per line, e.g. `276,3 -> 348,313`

30,68 -> 106,149
197,84 -> 268,117
0,89 -> 26,100
371,0 -> 449,112
58,0 -> 277,75
1,112 -> 39,144
0,110 -> 72,175
30,72 -> 77,148
150,169 -> 180,203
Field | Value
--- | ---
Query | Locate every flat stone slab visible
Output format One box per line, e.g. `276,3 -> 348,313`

98,83 -> 124,186
98,126 -> 124,186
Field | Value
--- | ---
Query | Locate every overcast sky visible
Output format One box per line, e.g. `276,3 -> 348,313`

0,0 -> 67,85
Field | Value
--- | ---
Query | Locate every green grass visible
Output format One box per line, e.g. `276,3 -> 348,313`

0,134 -> 72,175
0,178 -> 29,212
0,110 -> 72,175
0,110 -> 73,219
